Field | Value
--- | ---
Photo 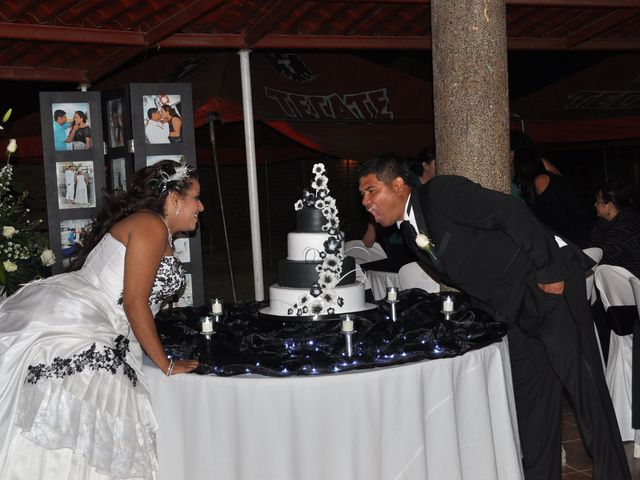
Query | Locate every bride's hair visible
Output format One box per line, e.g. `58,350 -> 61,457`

71,160 -> 198,269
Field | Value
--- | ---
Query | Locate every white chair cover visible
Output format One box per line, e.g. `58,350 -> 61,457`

398,262 -> 440,293
344,240 -> 387,265
629,277 -> 640,451
595,265 -> 636,442
583,247 -> 603,305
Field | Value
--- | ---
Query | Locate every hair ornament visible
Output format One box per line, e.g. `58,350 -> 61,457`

157,160 -> 192,194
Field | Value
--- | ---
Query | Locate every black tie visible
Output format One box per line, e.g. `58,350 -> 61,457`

400,220 -> 417,241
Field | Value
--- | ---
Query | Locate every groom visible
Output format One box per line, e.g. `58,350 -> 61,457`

358,155 -> 629,480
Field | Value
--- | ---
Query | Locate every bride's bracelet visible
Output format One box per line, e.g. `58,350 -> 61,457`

166,358 -> 175,377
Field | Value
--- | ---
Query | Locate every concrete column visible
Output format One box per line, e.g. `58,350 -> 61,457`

431,0 -> 510,193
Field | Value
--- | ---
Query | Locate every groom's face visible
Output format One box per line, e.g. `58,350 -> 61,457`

359,174 -> 408,227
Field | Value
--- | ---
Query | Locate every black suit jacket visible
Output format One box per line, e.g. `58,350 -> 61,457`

404,175 -> 586,325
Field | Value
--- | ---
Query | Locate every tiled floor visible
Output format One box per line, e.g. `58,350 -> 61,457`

562,401 -> 640,479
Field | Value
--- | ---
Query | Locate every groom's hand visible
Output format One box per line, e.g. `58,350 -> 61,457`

538,280 -> 564,295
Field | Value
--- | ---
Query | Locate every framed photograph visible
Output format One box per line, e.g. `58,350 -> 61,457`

142,94 -> 183,144
110,157 -> 127,191
146,154 -> 184,167
173,237 -> 191,263
56,161 -> 96,209
60,218 -> 92,269
107,98 -> 125,148
51,102 -> 93,152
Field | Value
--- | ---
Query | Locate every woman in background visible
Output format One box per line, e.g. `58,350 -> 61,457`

590,181 -> 640,278
513,147 -> 594,246
0,160 -> 202,479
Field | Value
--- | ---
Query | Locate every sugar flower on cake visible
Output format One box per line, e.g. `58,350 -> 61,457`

322,254 -> 341,273
323,236 -> 341,255
311,175 -> 327,191
297,292 -> 311,306
318,271 -> 338,289
309,283 -> 323,298
320,289 -> 338,305
308,298 -> 326,316
314,199 -> 325,209
312,163 -> 326,175
294,199 -> 304,211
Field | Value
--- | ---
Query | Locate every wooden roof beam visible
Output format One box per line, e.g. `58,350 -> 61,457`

243,0 -> 302,48
0,65 -> 88,82
0,22 -> 145,46
144,0 -> 227,46
506,0 -> 640,7
162,33 -> 431,50
563,9 -> 640,48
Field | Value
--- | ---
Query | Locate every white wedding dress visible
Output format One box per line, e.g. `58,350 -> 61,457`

74,174 -> 88,204
0,233 -> 185,480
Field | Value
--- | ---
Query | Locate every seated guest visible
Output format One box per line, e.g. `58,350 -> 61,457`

590,181 -> 640,278
513,147 -> 594,247
509,131 -> 560,201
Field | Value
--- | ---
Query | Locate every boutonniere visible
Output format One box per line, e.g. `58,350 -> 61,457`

415,233 -> 432,251
415,231 -> 442,269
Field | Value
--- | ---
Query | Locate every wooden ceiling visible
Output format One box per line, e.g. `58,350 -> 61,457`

1,0 -> 639,84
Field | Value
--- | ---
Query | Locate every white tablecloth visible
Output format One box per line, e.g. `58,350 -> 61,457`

366,270 -> 401,300
144,338 -> 523,480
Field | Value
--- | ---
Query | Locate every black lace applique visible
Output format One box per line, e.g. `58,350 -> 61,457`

117,256 -> 186,306
25,335 -> 138,387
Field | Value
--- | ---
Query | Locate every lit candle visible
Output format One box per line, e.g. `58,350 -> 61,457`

211,298 -> 223,315
443,295 -> 454,313
342,315 -> 354,332
201,316 -> 213,333
387,287 -> 397,302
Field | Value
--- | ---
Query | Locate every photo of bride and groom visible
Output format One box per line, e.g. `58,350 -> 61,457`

51,102 -> 92,151
56,161 -> 96,209
142,94 -> 183,144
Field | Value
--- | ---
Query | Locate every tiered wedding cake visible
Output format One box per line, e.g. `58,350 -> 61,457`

261,163 -> 369,317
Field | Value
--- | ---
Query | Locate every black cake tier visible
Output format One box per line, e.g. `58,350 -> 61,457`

296,207 -> 326,233
278,256 -> 356,288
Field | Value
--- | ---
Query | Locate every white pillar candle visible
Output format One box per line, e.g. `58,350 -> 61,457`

211,299 -> 223,314
443,296 -> 454,313
387,288 -> 397,302
342,316 -> 354,332
202,316 -> 214,333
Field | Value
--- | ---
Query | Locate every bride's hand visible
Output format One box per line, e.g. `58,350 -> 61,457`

168,359 -> 199,375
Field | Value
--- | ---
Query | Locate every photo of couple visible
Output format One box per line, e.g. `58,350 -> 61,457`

51,103 -> 92,151
59,218 -> 91,269
142,94 -> 183,144
56,161 -> 96,209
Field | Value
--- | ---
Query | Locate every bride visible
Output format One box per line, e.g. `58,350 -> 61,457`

0,160 -> 202,479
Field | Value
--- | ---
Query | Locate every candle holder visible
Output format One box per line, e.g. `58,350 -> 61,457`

200,315 -> 214,339
387,286 -> 399,322
210,298 -> 224,322
341,314 -> 356,357
441,294 -> 455,319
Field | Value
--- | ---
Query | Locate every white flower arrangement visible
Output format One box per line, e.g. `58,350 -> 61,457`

0,129 -> 55,294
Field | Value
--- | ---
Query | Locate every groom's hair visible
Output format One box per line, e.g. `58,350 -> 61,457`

358,153 -> 412,186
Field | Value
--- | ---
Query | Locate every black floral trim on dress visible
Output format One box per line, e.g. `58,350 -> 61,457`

118,256 -> 186,306
25,335 -> 138,387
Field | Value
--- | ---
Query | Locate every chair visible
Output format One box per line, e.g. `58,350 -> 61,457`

583,247 -> 603,305
594,265 -> 636,442
398,262 -> 440,293
629,277 -> 640,456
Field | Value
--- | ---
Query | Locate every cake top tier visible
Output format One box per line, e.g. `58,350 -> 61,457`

294,163 -> 339,235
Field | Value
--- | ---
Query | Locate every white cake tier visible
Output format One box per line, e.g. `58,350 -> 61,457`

266,283 -> 367,316
287,231 -> 344,261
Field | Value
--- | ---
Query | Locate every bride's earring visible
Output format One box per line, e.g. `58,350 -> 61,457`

176,206 -> 181,217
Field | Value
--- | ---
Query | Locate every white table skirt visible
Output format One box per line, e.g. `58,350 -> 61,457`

144,338 -> 523,480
